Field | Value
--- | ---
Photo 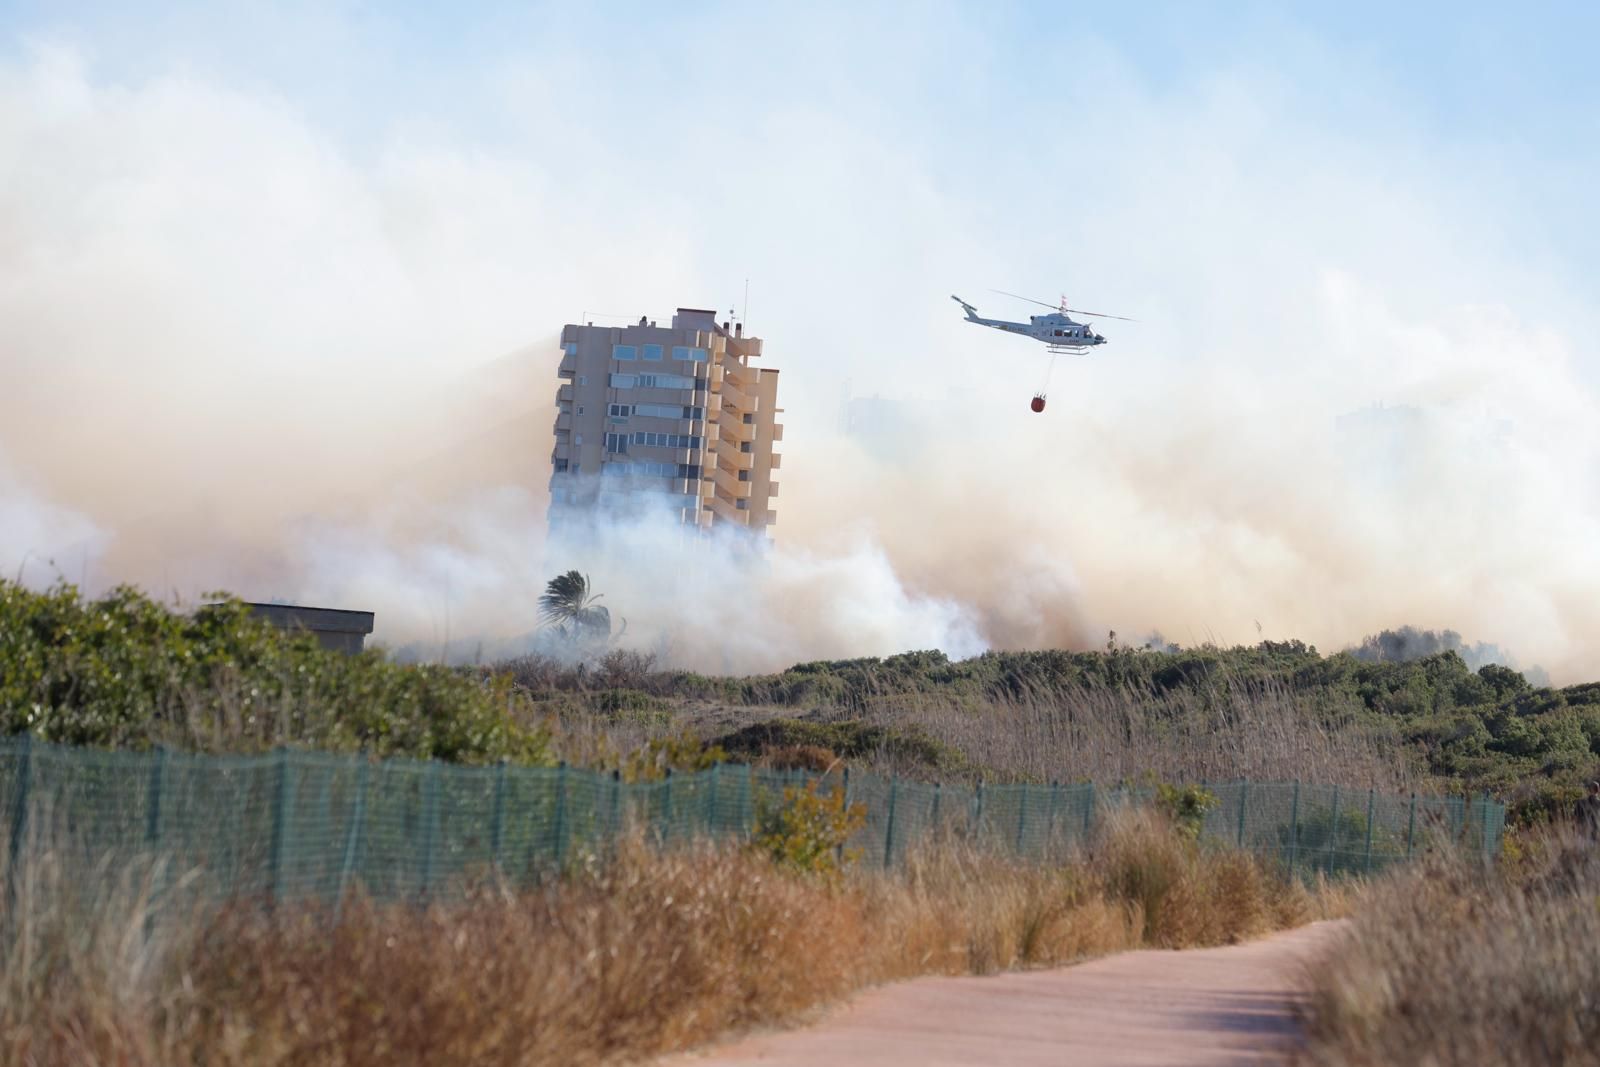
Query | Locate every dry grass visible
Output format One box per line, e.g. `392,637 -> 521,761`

1298,827 -> 1600,1067
846,679 -> 1414,792
1,811 -> 1350,1067
543,676 -> 1415,794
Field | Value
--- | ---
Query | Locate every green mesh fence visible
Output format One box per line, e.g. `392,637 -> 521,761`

0,736 -> 1503,904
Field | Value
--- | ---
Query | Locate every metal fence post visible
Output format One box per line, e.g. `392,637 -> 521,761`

1326,785 -> 1342,874
1083,781 -> 1095,840
269,746 -> 292,905
1236,778 -> 1250,849
883,775 -> 899,868
705,762 -> 721,836
489,760 -> 508,872
743,763 -> 755,837
335,756 -> 369,920
553,762 -> 569,860
1047,781 -> 1059,856
7,734 -> 34,909
609,769 -> 622,844
1015,785 -> 1029,856
661,766 -> 673,847
420,759 -> 441,899
931,780 -> 942,833
1405,793 -> 1417,858
1363,788 -> 1376,873
974,779 -> 985,837
145,745 -> 168,847
1286,780 -> 1301,875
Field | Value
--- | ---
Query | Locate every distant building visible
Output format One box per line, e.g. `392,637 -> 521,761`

244,603 -> 374,654
549,308 -> 782,538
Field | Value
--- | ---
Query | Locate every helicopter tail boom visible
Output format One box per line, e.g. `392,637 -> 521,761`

950,294 -> 981,320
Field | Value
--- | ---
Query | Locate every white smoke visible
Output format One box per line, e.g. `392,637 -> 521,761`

3,29 -> 1600,678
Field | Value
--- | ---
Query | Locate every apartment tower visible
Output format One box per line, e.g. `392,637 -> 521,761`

548,307 -> 782,539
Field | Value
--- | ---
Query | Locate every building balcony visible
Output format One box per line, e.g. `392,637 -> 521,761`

771,422 -> 783,442
717,443 -> 754,470
705,496 -> 747,525
554,412 -> 573,432
727,335 -> 763,360
769,451 -> 782,470
767,482 -> 779,498
715,468 -> 753,499
557,384 -> 573,404
720,417 -> 754,443
719,380 -> 753,411
558,358 -> 576,379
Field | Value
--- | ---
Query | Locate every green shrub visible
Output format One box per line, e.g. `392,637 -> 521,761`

1154,783 -> 1219,840
0,580 -> 551,765
753,780 -> 866,877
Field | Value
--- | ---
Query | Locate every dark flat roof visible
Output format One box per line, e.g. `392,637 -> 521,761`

244,603 -> 375,635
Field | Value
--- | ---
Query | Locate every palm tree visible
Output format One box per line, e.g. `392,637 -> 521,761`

538,570 -> 615,642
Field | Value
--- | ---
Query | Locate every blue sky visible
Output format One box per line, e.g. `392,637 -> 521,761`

3,2 -> 1599,674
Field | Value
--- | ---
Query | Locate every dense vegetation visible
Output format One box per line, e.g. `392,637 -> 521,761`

5,579 -> 1596,821
0,580 -> 550,764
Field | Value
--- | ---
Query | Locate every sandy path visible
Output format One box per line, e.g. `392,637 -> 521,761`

662,920 -> 1347,1067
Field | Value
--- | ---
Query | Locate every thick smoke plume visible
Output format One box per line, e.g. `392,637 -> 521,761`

4,38 -> 1600,679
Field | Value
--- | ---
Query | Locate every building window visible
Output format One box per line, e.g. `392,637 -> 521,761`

736,499 -> 749,510
630,431 -> 702,450
577,375 -> 587,386
604,433 -> 628,454
738,469 -> 750,482
671,346 -> 709,362
740,441 -> 753,453
562,342 -> 577,356
574,433 -> 583,446
576,406 -> 584,415
743,413 -> 755,424
610,373 -> 637,388
613,344 -> 637,361
631,402 -> 703,420
608,403 -> 631,418
603,460 -> 704,480
640,373 -> 695,389
553,458 -> 569,473
642,343 -> 663,361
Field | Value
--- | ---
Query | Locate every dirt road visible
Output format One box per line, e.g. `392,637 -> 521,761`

663,920 -> 1347,1066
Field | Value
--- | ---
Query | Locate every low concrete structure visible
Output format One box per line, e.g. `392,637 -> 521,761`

244,603 -> 375,654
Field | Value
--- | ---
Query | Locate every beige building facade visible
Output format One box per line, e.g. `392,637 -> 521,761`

549,307 -> 782,539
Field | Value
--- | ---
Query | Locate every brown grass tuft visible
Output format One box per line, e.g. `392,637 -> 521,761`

1298,828 -> 1600,1067
2,810 -> 1347,1067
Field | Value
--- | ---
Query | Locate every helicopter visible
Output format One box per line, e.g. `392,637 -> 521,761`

950,290 -> 1134,412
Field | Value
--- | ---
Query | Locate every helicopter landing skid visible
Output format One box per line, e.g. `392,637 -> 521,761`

1046,344 -> 1091,356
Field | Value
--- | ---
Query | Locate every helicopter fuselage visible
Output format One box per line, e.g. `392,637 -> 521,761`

951,296 -> 1105,349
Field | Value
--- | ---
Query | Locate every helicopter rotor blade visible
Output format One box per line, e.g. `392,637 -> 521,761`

991,289 -> 1138,321
989,289 -> 1062,310
1062,307 -> 1137,322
